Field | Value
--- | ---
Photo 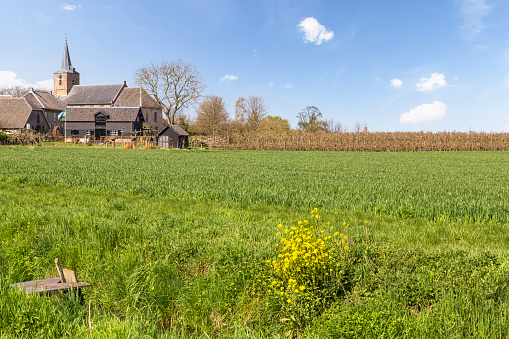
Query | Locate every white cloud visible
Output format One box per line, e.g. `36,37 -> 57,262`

460,0 -> 491,37
0,71 -> 52,91
35,79 -> 54,90
62,3 -> 81,10
297,17 -> 334,45
284,83 -> 294,89
400,101 -> 448,124
390,78 -> 403,88
220,74 -> 238,82
268,82 -> 275,87
416,73 -> 447,92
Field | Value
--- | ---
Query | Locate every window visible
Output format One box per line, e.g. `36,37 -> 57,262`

71,130 -> 79,136
86,130 -> 92,136
109,130 -> 119,136
36,115 -> 40,124
146,113 -> 149,122
54,113 -> 56,122
26,123 -> 31,129
154,112 -> 157,122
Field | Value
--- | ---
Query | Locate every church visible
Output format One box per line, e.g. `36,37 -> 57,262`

1,39 -> 164,139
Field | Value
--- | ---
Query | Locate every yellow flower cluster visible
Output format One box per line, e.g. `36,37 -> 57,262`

266,208 -> 349,306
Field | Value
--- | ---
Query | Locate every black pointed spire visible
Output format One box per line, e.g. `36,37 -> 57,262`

61,38 -> 72,70
55,38 -> 76,74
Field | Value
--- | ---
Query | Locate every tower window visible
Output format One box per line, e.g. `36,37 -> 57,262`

37,115 -> 40,124
154,112 -> 157,122
59,80 -> 62,86
146,113 -> 149,122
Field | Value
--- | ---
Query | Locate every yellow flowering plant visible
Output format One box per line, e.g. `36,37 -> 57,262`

265,208 -> 350,329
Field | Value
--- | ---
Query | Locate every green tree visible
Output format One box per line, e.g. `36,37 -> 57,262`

257,116 -> 290,133
297,106 -> 326,132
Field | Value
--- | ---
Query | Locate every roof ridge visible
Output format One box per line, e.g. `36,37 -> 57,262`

32,91 -> 46,109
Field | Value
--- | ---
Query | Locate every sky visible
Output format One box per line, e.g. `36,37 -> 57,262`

1,0 -> 509,132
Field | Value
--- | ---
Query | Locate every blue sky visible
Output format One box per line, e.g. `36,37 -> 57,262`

1,0 -> 509,132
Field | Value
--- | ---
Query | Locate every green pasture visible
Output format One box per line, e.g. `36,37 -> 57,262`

0,147 -> 509,338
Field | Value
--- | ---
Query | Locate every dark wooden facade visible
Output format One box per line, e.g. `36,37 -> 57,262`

63,107 -> 144,139
158,124 -> 190,149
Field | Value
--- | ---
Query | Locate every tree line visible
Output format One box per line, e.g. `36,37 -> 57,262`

133,60 -> 355,136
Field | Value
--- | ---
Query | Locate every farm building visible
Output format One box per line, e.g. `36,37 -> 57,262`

23,89 -> 66,132
158,124 -> 189,149
59,83 -> 163,137
64,107 -> 145,138
0,96 -> 51,134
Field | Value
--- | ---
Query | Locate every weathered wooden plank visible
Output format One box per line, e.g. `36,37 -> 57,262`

10,277 -> 61,289
14,282 -> 92,294
10,278 -> 91,294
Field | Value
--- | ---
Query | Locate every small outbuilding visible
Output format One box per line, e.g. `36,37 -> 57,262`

158,124 -> 189,149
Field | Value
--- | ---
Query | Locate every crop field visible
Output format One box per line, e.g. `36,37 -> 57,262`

1,146 -> 509,338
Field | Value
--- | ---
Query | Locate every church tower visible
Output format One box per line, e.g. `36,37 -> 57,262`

54,38 -> 80,98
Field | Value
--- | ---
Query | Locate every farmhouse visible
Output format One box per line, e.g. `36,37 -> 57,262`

23,89 -> 67,132
0,97 -> 50,133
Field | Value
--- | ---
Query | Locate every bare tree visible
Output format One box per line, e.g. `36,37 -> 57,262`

323,119 -> 343,133
134,60 -> 206,125
195,95 -> 229,137
234,97 -> 246,124
245,95 -> 268,131
0,86 -> 44,98
354,121 -> 362,133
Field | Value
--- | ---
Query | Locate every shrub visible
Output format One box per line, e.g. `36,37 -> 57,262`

8,129 -> 43,145
265,208 -> 350,330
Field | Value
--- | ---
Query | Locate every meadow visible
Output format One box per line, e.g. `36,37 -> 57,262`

1,146 -> 509,338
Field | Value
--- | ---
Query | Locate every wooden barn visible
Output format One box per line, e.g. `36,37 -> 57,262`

158,124 -> 189,149
63,107 -> 144,139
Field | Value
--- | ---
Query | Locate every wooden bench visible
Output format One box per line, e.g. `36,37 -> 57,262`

9,258 -> 92,295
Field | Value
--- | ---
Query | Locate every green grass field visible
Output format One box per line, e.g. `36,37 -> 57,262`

1,147 -> 509,338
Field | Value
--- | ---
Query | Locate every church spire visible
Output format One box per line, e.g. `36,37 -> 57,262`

54,37 -> 80,98
56,38 -> 76,74
61,38 -> 72,71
